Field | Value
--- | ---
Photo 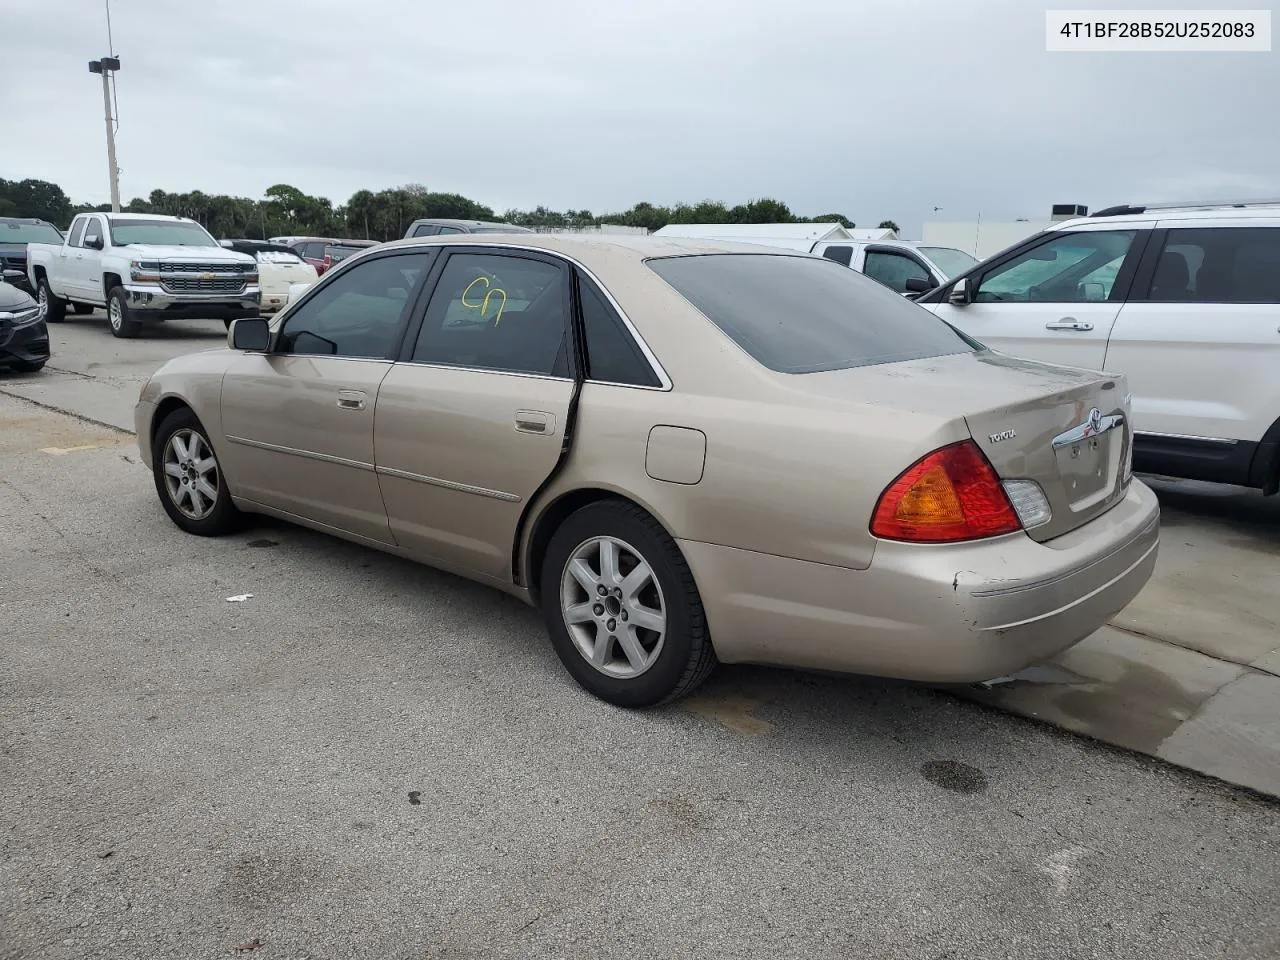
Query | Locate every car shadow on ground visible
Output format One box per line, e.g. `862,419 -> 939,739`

216,513 -> 1168,788
52,313 -> 229,341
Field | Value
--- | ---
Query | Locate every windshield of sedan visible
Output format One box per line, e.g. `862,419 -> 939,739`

648,253 -> 973,374
109,219 -> 218,247
918,246 -> 978,278
1,221 -> 63,244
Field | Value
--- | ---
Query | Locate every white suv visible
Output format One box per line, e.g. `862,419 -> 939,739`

918,200 -> 1280,494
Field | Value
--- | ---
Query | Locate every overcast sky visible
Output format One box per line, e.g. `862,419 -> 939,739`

5,0 -> 1278,234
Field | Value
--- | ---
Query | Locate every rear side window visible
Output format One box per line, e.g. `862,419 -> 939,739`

412,224 -> 439,237
577,274 -> 660,387
647,254 -> 972,375
68,218 -> 87,247
1140,227 -> 1280,303
821,245 -> 853,266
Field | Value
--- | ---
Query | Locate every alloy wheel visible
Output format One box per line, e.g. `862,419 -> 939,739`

162,429 -> 220,520
560,536 -> 667,678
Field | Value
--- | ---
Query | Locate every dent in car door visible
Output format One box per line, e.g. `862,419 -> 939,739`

218,250 -> 438,543
929,228 -> 1147,372
374,248 -> 576,580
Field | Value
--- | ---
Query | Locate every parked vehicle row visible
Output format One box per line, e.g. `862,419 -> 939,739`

219,239 -> 318,313
919,199 -> 1280,494
2,217 -> 64,297
27,213 -> 260,338
650,222 -> 979,295
137,234 -> 1159,708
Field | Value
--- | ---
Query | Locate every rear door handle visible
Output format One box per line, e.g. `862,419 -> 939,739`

514,410 -> 553,434
1045,317 -> 1094,331
336,390 -> 367,410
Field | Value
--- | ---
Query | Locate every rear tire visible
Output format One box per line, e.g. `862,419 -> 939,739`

37,278 -> 65,323
72,303 -> 94,315
107,286 -> 141,339
9,359 -> 46,373
151,407 -> 241,537
539,500 -> 716,707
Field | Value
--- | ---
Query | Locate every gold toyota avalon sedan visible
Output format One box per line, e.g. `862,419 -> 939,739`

135,234 -> 1160,707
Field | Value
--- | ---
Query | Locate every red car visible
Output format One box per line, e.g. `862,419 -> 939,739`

288,237 -> 378,276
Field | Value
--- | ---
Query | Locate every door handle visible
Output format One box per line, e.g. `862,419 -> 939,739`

514,410 -> 553,434
336,390 -> 367,410
1045,317 -> 1094,331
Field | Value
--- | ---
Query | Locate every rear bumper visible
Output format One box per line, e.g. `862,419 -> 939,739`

0,317 -> 50,366
682,480 -> 1161,683
123,283 -> 261,321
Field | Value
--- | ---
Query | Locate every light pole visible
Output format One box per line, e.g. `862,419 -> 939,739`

88,56 -> 121,213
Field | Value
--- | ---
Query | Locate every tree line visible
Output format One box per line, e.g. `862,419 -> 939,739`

0,176 -> 899,240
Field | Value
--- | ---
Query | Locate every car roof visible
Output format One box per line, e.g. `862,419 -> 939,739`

1051,204 -> 1280,231
92,212 -> 198,222
0,216 -> 56,225
410,218 -> 532,230
375,232 -> 822,265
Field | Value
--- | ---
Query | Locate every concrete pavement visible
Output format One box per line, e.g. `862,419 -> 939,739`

3,315 -> 1279,799
2,393 -> 1278,960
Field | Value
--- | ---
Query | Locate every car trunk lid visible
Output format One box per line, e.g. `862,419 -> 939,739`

802,351 -> 1133,542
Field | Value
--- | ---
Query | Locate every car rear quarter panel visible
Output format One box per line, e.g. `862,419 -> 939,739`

532,379 -> 968,573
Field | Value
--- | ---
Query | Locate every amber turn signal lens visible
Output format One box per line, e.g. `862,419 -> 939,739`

870,440 -> 1022,543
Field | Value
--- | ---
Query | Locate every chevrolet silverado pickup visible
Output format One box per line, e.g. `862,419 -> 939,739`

27,212 -> 260,338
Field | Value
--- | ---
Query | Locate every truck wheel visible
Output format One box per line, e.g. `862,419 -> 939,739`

37,278 -> 66,324
106,287 -> 142,339
72,303 -> 94,315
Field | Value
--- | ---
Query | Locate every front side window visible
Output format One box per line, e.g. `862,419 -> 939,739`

108,219 -> 217,247
412,224 -> 438,237
975,230 -> 1136,303
1141,228 -> 1280,304
82,217 -> 103,247
411,252 -> 569,376
436,226 -> 464,235
578,274 -> 660,387
918,246 -> 978,279
648,253 -> 972,375
863,251 -> 930,293
277,252 -> 433,358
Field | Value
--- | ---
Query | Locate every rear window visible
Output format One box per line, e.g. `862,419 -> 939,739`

647,253 -> 973,374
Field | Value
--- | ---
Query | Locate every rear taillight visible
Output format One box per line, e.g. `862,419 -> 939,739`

871,440 -> 1022,543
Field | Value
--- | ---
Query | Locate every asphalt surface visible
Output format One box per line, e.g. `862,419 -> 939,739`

2,319 -> 1279,960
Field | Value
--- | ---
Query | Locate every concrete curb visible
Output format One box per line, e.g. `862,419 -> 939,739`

959,625 -> 1280,798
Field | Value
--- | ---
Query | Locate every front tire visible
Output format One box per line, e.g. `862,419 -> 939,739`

539,500 -> 716,707
9,359 -> 47,373
37,278 -> 66,323
107,286 -> 142,339
151,407 -> 240,536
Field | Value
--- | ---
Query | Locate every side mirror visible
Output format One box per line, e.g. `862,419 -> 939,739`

85,236 -> 104,250
948,277 -> 971,305
904,276 -> 935,294
219,239 -> 234,248
2,268 -> 25,283
229,317 -> 271,352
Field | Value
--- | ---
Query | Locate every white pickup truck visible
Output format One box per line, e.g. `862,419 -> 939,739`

28,212 -> 261,338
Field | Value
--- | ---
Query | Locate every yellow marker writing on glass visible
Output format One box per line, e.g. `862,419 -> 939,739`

460,276 -> 509,325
